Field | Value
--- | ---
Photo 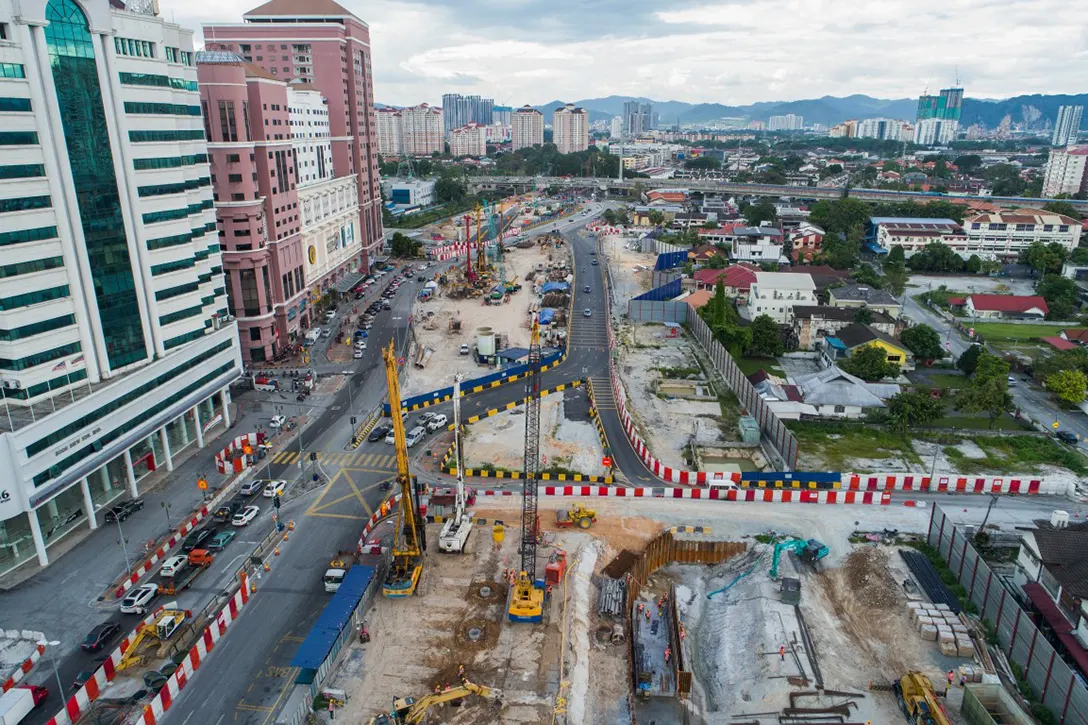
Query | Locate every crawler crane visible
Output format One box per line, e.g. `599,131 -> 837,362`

381,340 -> 425,597
508,318 -> 545,623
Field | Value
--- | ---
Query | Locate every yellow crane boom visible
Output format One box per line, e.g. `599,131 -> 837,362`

382,680 -> 503,724
382,340 -> 423,597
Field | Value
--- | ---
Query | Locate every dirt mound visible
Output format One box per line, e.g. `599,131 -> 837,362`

842,547 -> 900,610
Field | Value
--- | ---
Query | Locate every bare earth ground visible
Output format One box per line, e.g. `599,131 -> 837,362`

402,244 -> 571,397
462,392 -> 607,476
601,234 -> 657,313
326,496 -> 972,725
614,323 -> 725,471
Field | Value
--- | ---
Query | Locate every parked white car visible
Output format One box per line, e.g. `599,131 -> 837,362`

262,479 -> 287,497
160,555 -> 188,578
405,426 -> 426,447
426,414 -> 448,432
232,505 -> 260,526
269,415 -> 286,430
120,583 -> 159,614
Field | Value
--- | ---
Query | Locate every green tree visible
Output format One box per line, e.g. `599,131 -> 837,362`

743,200 -> 778,226
886,391 -> 946,435
1070,246 -> 1088,265
953,154 -> 983,174
685,156 -> 721,170
808,198 -> 872,237
746,314 -> 784,357
1042,200 -> 1080,219
1037,274 -> 1079,320
706,254 -> 728,269
899,324 -> 944,362
957,345 -> 982,375
1045,369 -> 1088,406
853,307 -> 873,325
907,241 -> 965,273
853,265 -> 884,289
886,246 -> 906,265
389,232 -> 421,258
955,352 -> 1011,428
840,344 -> 899,381
883,261 -> 910,297
965,254 -> 982,274
601,209 -> 616,225
648,210 -> 665,226
434,176 -> 466,203
1021,241 -> 1067,276
820,227 -> 863,269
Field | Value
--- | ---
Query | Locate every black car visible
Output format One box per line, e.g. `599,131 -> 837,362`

590,258 -> 599,265
213,500 -> 243,522
1056,430 -> 1079,445
81,622 -> 121,652
103,499 -> 144,523
181,527 -> 216,552
368,424 -> 391,443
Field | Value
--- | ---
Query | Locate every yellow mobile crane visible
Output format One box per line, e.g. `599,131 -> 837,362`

382,340 -> 425,597
508,318 -> 545,622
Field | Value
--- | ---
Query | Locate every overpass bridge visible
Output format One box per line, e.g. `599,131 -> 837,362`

466,176 -> 1088,212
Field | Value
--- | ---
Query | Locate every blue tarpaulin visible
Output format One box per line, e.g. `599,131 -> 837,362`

538,308 -> 556,325
541,281 -> 569,293
290,565 -> 375,673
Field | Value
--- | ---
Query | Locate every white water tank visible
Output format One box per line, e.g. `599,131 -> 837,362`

476,327 -> 496,356
1051,510 -> 1070,529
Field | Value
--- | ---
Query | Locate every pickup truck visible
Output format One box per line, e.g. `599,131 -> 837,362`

158,556 -> 211,595
323,550 -> 361,593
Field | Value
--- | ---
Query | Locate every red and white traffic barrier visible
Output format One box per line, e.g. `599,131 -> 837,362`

842,473 -> 1055,495
0,640 -> 45,693
113,507 -> 208,599
134,576 -> 250,725
44,606 -> 166,725
475,486 -> 891,505
213,432 -> 263,475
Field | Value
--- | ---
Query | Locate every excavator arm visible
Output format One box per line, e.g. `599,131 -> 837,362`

398,681 -> 502,724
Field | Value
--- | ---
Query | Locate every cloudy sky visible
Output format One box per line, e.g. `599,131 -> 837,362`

168,0 -> 1088,107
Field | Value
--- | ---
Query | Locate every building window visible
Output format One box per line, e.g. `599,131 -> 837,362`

0,195 -> 52,213
834,405 -> 845,413
241,101 -> 252,141
231,193 -> 245,202
249,327 -> 262,341
0,131 -> 39,146
0,97 -> 32,112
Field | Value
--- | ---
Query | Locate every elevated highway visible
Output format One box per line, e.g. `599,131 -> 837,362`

466,176 -> 1088,212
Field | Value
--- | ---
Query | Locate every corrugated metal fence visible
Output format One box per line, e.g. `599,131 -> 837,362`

689,313 -> 799,469
928,505 -> 1088,725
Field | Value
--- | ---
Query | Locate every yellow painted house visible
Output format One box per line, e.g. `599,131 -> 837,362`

827,322 -> 914,371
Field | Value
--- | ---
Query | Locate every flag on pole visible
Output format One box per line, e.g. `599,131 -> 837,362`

71,355 -> 84,365
52,360 -> 67,372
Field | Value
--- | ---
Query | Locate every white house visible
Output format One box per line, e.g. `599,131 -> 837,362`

1013,514 -> 1088,652
748,272 -> 816,323
964,294 -> 1049,320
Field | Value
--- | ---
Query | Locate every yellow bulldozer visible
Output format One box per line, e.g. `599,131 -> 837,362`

556,502 -> 597,529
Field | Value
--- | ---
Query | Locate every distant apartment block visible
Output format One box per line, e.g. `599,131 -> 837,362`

449,123 -> 487,157
963,210 -> 1082,260
855,118 -> 907,141
828,120 -> 857,138
1052,106 -> 1083,146
768,114 -> 803,131
553,103 -> 588,154
623,101 -> 656,136
376,104 -> 443,157
913,118 -> 957,145
492,105 -> 513,126
376,107 -> 402,156
1043,146 -> 1088,197
512,105 -> 544,151
441,93 -> 493,136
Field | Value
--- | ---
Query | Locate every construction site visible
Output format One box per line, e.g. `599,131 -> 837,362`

320,295 -> 986,725
402,216 -> 574,397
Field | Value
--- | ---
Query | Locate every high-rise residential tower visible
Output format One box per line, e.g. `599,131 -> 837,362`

203,0 -> 383,275
441,93 -> 493,136
1052,106 -> 1083,146
512,105 -> 544,150
553,104 -> 589,154
0,0 -> 242,573
622,100 -> 655,136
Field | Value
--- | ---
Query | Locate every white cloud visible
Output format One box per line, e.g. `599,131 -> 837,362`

163,0 -> 1088,107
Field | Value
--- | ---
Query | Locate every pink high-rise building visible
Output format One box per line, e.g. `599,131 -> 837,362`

203,0 -> 382,269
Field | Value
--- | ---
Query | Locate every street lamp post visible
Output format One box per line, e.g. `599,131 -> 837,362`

37,640 -> 64,699
97,505 -> 131,573
160,500 -> 171,532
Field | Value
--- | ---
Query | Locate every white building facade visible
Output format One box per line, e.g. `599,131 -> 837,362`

287,82 -> 333,186
768,114 -> 803,131
913,117 -> 957,145
855,117 -> 905,141
382,103 -> 442,157
1052,106 -> 1083,147
963,210 -> 1082,260
448,122 -> 487,157
1042,146 -> 1088,197
0,0 -> 242,574
511,105 -> 543,151
299,176 -> 360,292
552,103 -> 588,154
748,272 -> 817,323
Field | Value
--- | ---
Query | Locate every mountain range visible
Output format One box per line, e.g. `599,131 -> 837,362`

530,94 -> 1088,129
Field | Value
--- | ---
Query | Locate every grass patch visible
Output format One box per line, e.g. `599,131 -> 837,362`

733,356 -> 784,377
654,366 -> 701,379
717,389 -> 743,433
912,372 -> 970,389
969,435 -> 1088,475
922,414 -> 1027,431
969,322 -> 1065,340
788,421 -> 926,470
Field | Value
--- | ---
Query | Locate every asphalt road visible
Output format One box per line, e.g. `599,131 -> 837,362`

902,287 -> 1088,445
